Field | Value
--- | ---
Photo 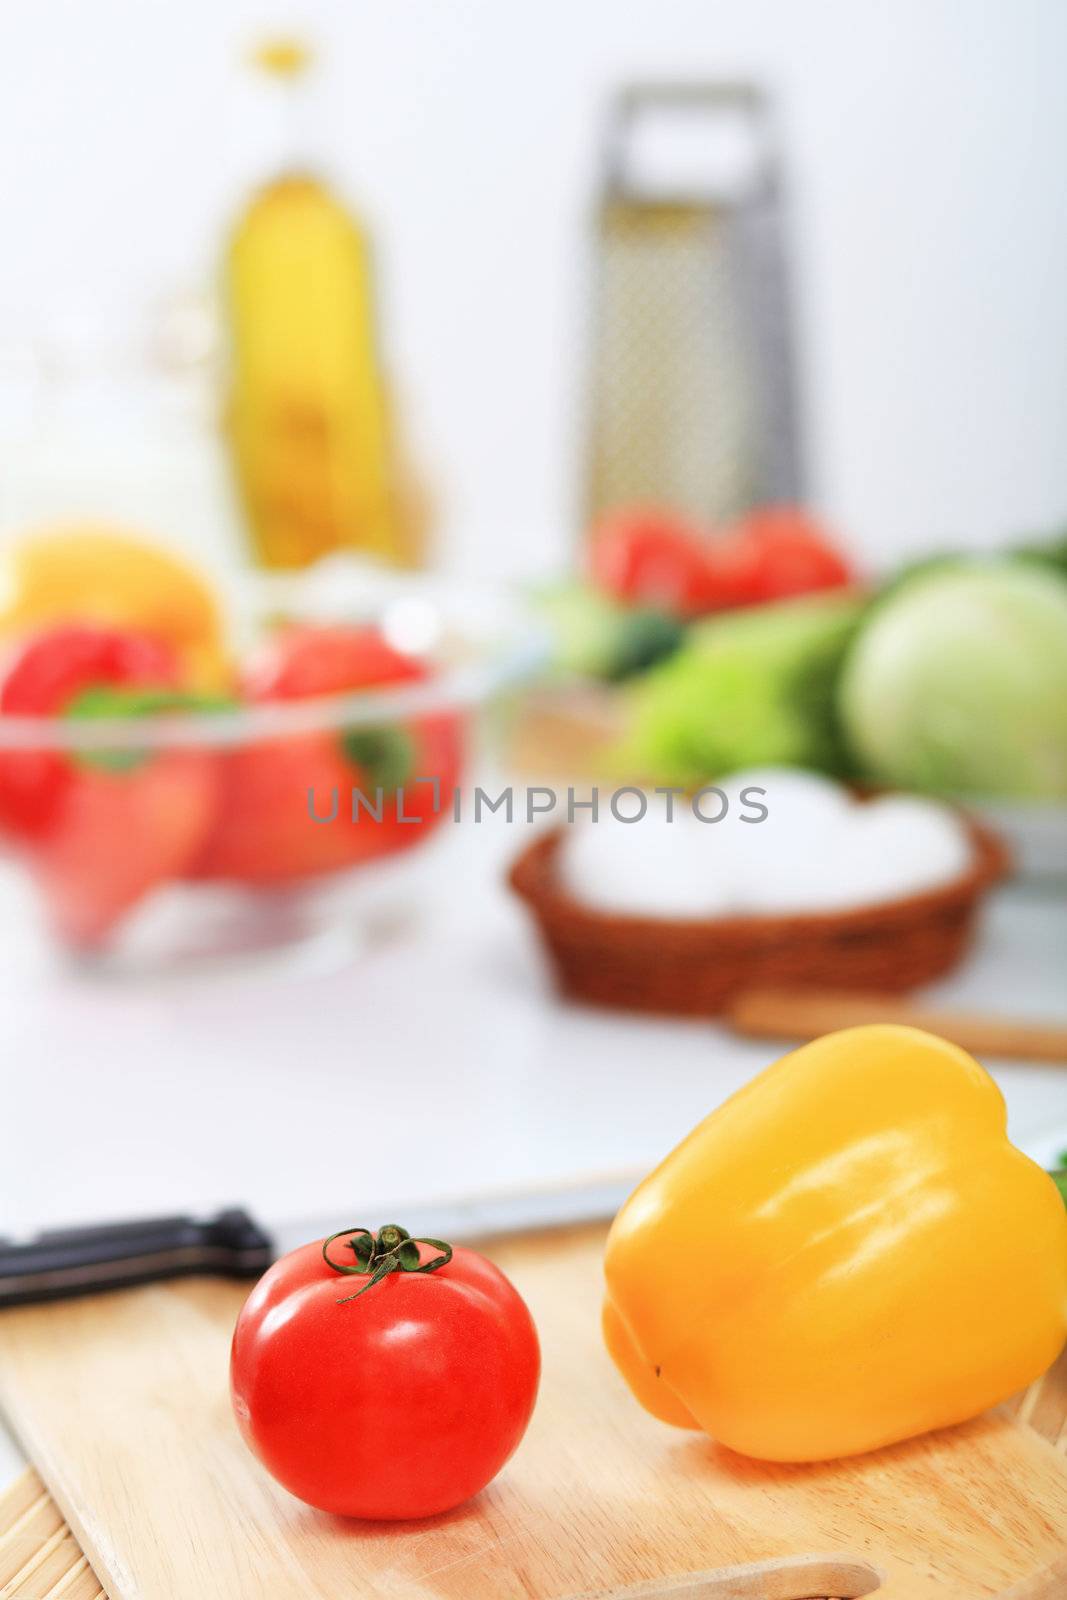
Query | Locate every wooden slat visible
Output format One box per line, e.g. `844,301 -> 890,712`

0,1485 -> 105,1599
0,1491 -> 65,1590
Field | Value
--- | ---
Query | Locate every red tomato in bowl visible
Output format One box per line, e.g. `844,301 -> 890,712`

0,624 -> 218,945
0,624 -> 180,838
242,623 -> 428,700
191,625 -> 463,885
230,1226 -> 540,1521
29,747 -> 218,947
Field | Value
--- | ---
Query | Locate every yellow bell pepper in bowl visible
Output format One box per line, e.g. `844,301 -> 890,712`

0,525 -> 229,692
604,1024 -> 1067,1461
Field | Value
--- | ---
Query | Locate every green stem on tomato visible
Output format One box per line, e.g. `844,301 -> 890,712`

321,1224 -> 453,1304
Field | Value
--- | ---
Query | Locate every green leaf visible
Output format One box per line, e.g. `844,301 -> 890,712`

66,686 -> 236,774
347,1234 -> 374,1269
616,593 -> 863,785
340,726 -> 415,794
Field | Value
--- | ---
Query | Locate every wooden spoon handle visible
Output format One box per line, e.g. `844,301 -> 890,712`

728,989 -> 1067,1065
603,1552 -> 879,1598
994,1550 -> 1067,1599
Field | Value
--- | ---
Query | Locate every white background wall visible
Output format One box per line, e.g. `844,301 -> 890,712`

0,0 -> 1065,578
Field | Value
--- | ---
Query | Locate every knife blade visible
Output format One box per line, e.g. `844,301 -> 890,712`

0,1176 -> 635,1310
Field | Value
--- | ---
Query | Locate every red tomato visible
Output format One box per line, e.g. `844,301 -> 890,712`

0,624 -> 217,944
29,749 -> 218,947
0,625 -> 178,716
244,624 -> 427,700
589,508 -> 719,618
709,506 -> 854,605
192,625 -> 462,885
230,1226 -> 540,1520
0,625 -> 179,838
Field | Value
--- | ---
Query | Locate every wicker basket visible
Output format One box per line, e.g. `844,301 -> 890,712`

508,813 -> 1010,1019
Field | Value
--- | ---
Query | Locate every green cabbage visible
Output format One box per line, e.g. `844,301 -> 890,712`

839,561 -> 1067,800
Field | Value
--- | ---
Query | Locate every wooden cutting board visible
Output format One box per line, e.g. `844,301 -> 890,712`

0,1224 -> 1065,1600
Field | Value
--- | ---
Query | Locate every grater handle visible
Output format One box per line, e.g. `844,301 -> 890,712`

605,81 -> 779,199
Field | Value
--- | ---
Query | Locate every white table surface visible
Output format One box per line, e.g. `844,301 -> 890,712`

1,807 -> 1065,1480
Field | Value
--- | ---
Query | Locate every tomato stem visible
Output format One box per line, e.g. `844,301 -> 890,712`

321,1224 -> 453,1304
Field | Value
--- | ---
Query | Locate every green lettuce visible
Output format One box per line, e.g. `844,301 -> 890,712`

613,593 -> 863,785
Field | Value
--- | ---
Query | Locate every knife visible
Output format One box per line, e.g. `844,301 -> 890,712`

0,1177 -> 635,1310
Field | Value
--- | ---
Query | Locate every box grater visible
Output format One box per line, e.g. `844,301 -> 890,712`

583,82 -> 804,531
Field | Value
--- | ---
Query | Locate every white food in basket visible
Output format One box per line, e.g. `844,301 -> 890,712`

561,768 -> 974,920
560,794 -> 738,919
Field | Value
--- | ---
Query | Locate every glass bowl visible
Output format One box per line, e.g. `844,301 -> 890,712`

0,566 -> 546,976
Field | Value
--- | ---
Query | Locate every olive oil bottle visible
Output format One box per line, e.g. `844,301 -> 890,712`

224,39 -> 422,569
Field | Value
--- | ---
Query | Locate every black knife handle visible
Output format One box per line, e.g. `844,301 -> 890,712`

0,1209 -> 274,1309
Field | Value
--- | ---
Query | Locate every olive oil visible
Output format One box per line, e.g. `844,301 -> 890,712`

224,41 -> 420,569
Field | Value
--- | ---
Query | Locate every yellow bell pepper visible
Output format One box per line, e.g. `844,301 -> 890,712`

603,1024 -> 1067,1461
0,526 -> 228,691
